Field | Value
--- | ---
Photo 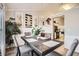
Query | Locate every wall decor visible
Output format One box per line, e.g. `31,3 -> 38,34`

46,18 -> 51,25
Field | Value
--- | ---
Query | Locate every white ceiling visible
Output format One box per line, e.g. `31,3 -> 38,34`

6,3 -> 60,11
5,3 -> 79,16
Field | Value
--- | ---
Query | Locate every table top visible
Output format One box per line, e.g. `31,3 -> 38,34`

21,36 -> 63,56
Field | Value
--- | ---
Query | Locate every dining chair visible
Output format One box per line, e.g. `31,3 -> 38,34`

12,35 -> 32,56
46,39 -> 79,56
66,39 -> 79,56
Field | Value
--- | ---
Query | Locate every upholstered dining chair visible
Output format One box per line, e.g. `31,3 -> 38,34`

12,35 -> 32,56
66,39 -> 79,56
46,39 -> 79,56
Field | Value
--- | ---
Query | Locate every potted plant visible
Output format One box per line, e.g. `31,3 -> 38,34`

32,25 -> 41,37
5,19 -> 21,47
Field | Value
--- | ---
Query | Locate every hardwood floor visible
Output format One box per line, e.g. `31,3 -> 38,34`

54,45 -> 68,55
6,45 -> 79,56
54,45 -> 79,56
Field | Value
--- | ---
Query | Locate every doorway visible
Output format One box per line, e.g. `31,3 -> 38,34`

53,16 -> 64,42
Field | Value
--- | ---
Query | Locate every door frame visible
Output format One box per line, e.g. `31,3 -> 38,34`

53,15 -> 64,42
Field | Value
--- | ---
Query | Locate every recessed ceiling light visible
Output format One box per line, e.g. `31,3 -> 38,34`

62,4 -> 73,10
61,4 -> 79,10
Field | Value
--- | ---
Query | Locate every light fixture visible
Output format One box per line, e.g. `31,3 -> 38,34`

62,4 -> 73,10
61,4 -> 79,10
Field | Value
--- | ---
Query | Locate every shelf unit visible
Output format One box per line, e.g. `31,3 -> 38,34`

25,14 -> 32,28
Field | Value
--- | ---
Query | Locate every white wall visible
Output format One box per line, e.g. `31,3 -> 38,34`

54,8 -> 79,52
5,10 -> 37,32
64,8 -> 79,52
5,9 -> 54,39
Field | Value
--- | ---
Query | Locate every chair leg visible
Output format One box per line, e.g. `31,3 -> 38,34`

16,47 -> 21,56
18,49 -> 21,56
16,51 -> 18,56
31,50 -> 34,56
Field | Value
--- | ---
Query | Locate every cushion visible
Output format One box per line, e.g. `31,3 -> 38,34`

25,32 -> 31,36
41,33 -> 45,37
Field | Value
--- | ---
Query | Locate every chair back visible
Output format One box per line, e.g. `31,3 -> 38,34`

66,39 -> 79,56
15,34 -> 25,46
12,35 -> 21,56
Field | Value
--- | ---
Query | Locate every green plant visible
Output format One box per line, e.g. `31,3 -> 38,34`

32,25 -> 41,36
5,20 -> 21,46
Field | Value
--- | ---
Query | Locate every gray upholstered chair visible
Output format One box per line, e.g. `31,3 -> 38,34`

46,39 -> 79,56
12,35 -> 32,56
66,39 -> 79,56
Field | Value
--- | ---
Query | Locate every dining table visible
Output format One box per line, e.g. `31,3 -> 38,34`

21,36 -> 63,56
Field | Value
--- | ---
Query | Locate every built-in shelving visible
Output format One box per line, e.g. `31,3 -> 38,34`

25,14 -> 32,28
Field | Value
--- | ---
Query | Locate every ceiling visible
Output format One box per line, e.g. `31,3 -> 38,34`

5,3 -> 79,16
6,3 -> 60,11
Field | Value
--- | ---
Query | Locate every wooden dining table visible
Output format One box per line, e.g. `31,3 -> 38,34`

21,36 -> 63,56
